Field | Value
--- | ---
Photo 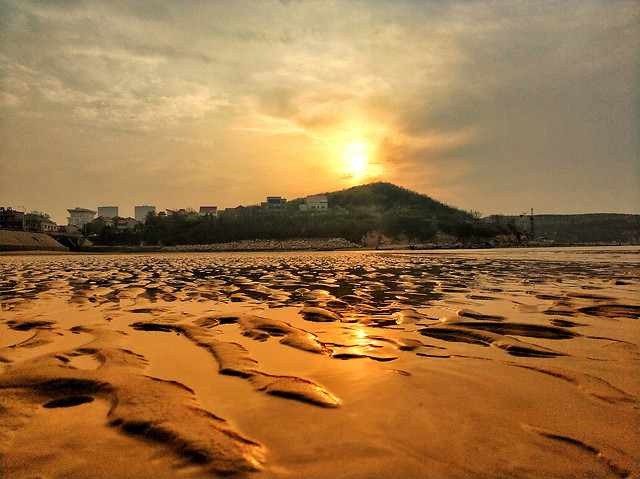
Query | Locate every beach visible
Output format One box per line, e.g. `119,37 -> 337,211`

1,247 -> 639,478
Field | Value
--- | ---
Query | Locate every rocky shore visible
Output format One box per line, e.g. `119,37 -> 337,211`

160,237 -> 359,252
84,234 -> 526,253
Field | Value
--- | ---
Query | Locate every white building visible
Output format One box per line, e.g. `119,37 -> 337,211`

97,206 -> 118,218
40,219 -> 58,233
134,205 -> 156,222
300,194 -> 328,212
67,207 -> 96,227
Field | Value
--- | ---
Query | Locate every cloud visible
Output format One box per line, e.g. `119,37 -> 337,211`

1,0 -> 638,220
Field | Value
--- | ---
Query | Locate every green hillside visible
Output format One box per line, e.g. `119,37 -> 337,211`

325,182 -> 470,217
309,182 -> 505,244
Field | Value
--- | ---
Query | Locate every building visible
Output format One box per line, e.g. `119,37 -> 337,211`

117,217 -> 139,230
0,207 -> 25,230
221,206 -> 245,217
300,194 -> 328,212
167,208 -> 187,216
98,206 -> 119,219
40,219 -> 58,233
261,196 -> 287,212
25,213 -> 57,233
199,206 -> 218,217
67,207 -> 96,227
134,205 -> 156,222
167,208 -> 198,217
96,216 -> 114,228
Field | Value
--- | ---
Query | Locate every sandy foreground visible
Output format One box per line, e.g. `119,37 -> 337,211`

1,247 -> 639,479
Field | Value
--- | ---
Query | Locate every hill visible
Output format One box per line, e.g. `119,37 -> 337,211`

324,182 -> 470,217
307,182 -> 511,246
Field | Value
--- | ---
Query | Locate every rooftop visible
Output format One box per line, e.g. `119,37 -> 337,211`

68,207 -> 97,214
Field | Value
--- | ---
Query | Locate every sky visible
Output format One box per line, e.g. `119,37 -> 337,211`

1,0 -> 638,224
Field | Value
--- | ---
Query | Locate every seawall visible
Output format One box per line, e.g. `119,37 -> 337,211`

0,230 -> 68,252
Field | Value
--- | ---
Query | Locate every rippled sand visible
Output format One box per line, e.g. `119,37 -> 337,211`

1,247 -> 639,478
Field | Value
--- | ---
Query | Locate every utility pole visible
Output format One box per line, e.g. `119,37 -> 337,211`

529,208 -> 535,240
520,208 -> 535,241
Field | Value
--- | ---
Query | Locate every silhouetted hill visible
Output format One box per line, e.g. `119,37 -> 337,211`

323,182 -> 472,218
286,182 -> 516,246
495,213 -> 640,244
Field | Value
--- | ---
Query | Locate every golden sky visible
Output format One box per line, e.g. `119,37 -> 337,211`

1,1 -> 638,223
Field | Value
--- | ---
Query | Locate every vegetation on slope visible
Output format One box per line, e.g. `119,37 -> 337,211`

86,182 -> 518,247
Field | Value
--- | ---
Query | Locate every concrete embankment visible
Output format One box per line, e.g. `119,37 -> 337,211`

0,230 -> 68,252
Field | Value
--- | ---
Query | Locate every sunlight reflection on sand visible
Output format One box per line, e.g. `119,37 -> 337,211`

1,247 -> 639,478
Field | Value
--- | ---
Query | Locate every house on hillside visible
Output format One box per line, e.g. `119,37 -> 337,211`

300,194 -> 328,212
261,196 -> 286,212
67,207 -> 96,227
199,206 -> 218,217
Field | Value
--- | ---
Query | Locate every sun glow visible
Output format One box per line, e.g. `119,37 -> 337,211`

327,133 -> 385,180
350,154 -> 366,173
343,140 -> 371,176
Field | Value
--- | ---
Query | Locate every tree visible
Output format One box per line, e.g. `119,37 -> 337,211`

27,211 -> 51,220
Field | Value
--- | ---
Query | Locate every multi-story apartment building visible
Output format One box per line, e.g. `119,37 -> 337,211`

97,206 -> 119,218
134,205 -> 156,222
67,207 -> 96,227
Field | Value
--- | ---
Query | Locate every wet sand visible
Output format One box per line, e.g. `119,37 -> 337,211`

1,247 -> 639,478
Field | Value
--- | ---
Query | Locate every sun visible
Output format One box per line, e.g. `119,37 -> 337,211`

350,154 -> 366,173
330,136 -> 382,179
342,140 -> 370,176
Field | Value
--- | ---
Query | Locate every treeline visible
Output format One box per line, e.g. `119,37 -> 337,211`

86,207 -> 514,247
84,182 -> 518,247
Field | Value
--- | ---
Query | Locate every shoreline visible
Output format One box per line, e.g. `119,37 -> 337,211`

1,239 -> 638,255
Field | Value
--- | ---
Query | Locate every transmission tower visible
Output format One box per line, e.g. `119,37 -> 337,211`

519,208 -> 535,240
